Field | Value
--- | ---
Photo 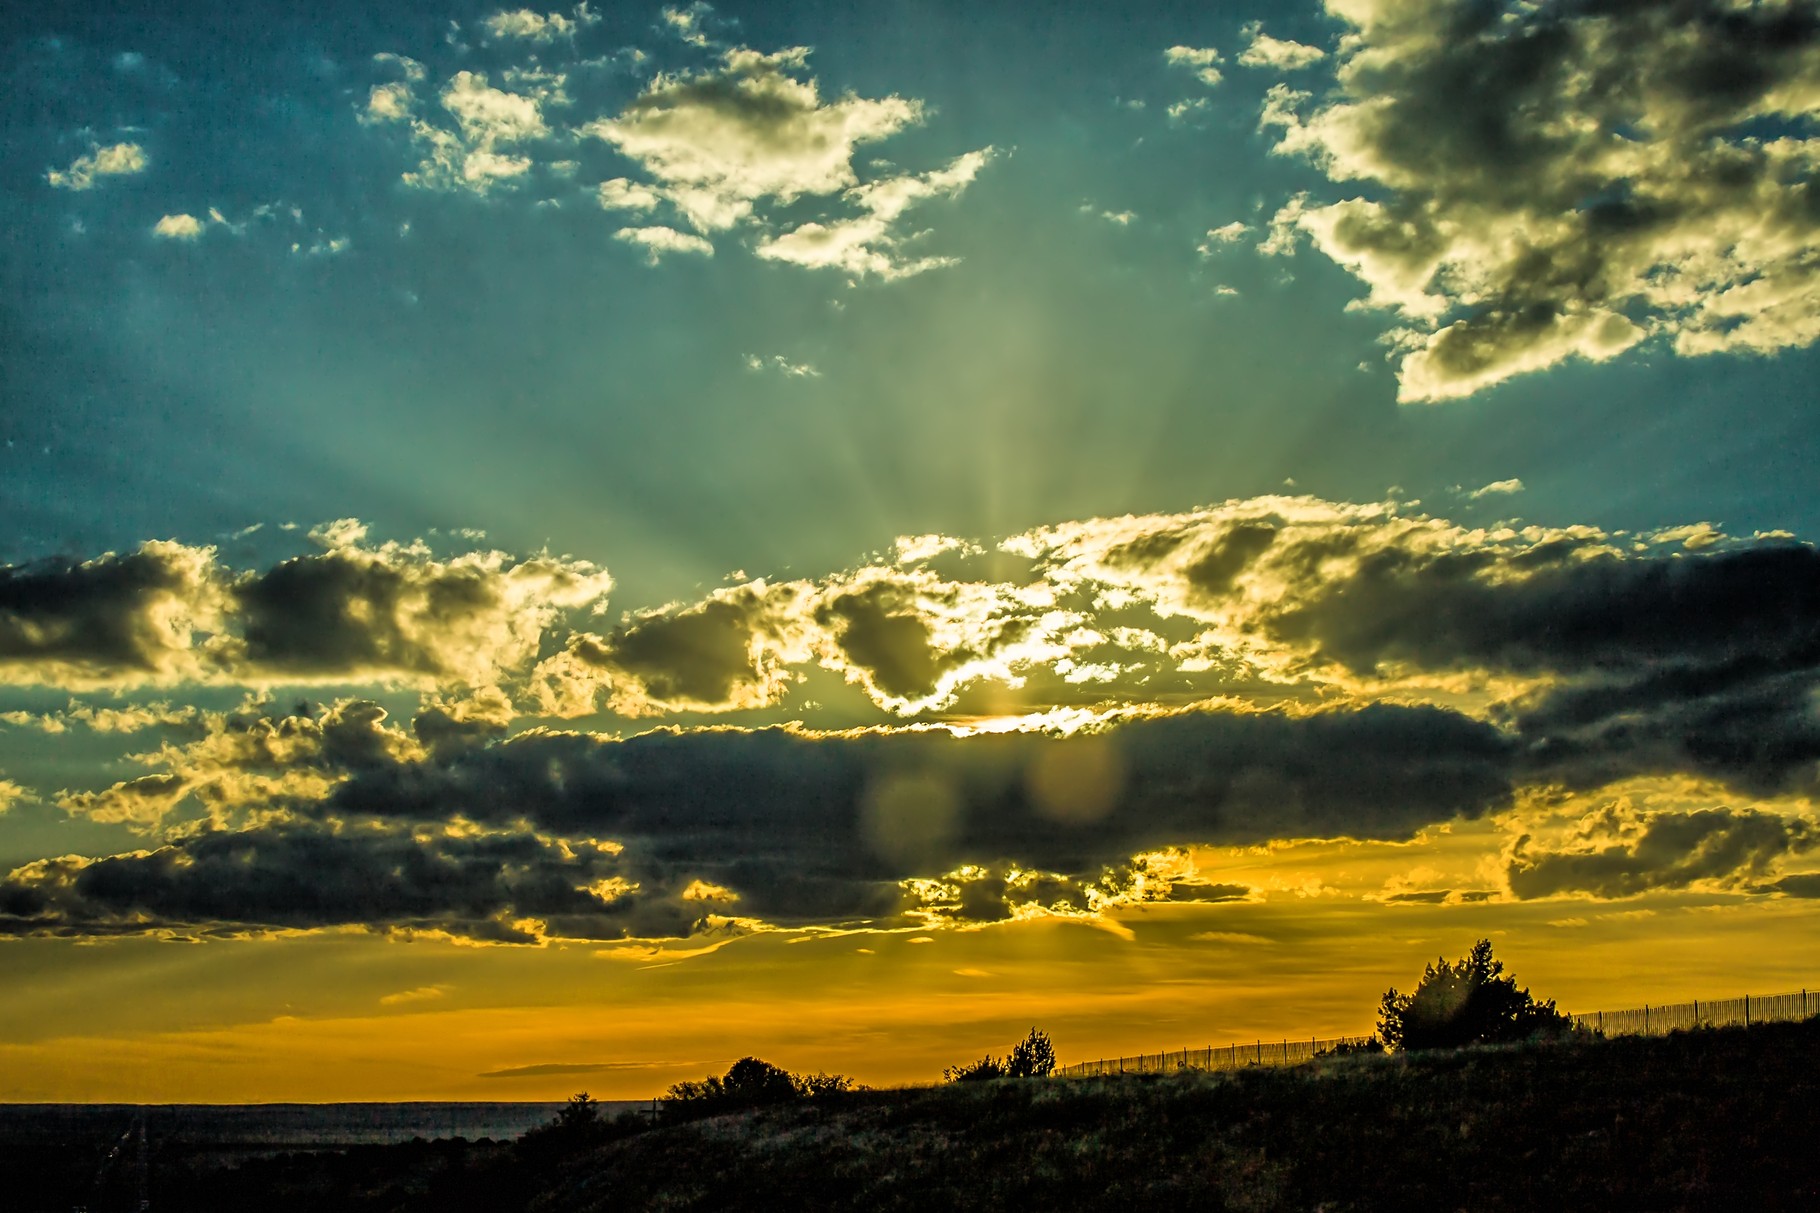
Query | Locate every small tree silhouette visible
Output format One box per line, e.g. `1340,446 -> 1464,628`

1378,939 -> 1572,1051
944,1028 -> 1056,1081
1006,1028 -> 1057,1078
554,1091 -> 600,1129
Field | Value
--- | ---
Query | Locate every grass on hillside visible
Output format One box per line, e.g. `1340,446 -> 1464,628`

16,1018 -> 1820,1212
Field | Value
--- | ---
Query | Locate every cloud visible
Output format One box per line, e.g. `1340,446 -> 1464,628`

1237,23 -> 1326,70
1507,806 -> 1817,899
309,703 -> 1514,931
55,698 -> 420,833
0,541 -> 227,688
754,148 -> 994,280
0,821 -> 663,944
1164,45 -> 1224,87
1199,221 -> 1250,253
1167,98 -> 1211,122
1,701 -> 199,735
1260,0 -> 1820,400
47,142 -> 148,191
0,527 -> 611,691
1467,478 -> 1524,499
369,67 -> 552,194
598,177 -> 665,211
152,213 -> 204,240
532,582 -> 813,716
483,6 -> 597,42
743,353 -> 820,377
380,984 -> 450,1005
614,224 -> 714,262
583,46 -> 922,232
660,3 -> 715,47
0,778 -> 27,814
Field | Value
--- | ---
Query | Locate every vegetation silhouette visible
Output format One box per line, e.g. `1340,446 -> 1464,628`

660,1058 -> 856,1122
944,1027 -> 1057,1082
1378,938 -> 1572,1051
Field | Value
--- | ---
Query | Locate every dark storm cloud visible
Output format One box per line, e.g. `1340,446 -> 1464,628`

4,699 -> 1516,939
1506,807 -> 1818,899
319,703 -> 1514,925
1266,0 -> 1820,398
0,821 -> 694,944
1258,538 -> 1820,795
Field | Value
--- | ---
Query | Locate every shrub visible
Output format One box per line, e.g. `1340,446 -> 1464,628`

943,1056 -> 1007,1083
1378,939 -> 1572,1052
661,1058 -> 857,1120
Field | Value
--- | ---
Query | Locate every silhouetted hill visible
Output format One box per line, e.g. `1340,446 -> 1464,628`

16,1019 -> 1820,1211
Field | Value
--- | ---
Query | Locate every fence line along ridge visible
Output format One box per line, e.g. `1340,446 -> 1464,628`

1055,986 -> 1819,1078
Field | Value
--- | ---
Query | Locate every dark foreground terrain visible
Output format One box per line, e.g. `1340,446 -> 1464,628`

12,1019 -> 1820,1212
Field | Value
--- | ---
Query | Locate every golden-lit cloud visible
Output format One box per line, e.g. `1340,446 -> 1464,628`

46,142 -> 148,191
0,524 -> 611,692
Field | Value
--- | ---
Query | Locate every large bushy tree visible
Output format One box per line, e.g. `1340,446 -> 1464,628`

1378,939 -> 1573,1052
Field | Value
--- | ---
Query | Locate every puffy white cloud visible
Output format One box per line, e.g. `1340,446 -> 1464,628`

598,176 -> 664,211
381,70 -> 550,194
46,142 -> 147,191
1468,478 -> 1524,500
1164,45 -> 1224,87
1261,0 -> 1820,401
1237,23 -> 1326,70
483,6 -> 597,41
0,778 -> 26,814
152,213 -> 204,240
660,2 -> 714,47
582,46 -> 923,232
755,148 -> 994,279
1198,220 -> 1250,253
614,224 -> 714,261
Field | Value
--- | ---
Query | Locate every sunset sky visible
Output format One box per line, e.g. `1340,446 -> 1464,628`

4,0 -> 1820,1102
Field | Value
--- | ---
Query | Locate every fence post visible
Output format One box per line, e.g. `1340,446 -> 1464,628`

1694,999 -> 1698,1023
1257,1040 -> 1262,1064
1745,995 -> 1750,1026
1598,1010 -> 1603,1032
1644,1004 -> 1649,1033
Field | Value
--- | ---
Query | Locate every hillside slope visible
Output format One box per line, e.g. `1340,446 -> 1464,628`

53,1018 -> 1820,1211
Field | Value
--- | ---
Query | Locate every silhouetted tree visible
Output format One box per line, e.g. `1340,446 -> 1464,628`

944,1028 -> 1056,1082
554,1092 -> 601,1130
721,1058 -> 804,1106
1006,1028 -> 1057,1078
661,1058 -> 857,1120
1378,939 -> 1572,1052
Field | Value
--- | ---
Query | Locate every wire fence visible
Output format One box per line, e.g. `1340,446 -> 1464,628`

1056,986 -> 1819,1079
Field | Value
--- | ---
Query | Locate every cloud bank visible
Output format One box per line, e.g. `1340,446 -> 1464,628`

1261,0 -> 1820,400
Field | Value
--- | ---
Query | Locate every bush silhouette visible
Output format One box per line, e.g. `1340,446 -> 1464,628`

661,1058 -> 856,1120
1378,939 -> 1572,1051
945,1028 -> 1056,1082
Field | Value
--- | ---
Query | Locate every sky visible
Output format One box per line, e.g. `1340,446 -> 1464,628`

3,0 -> 1820,1101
